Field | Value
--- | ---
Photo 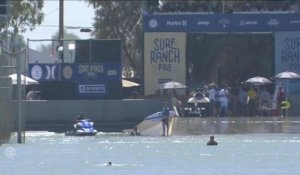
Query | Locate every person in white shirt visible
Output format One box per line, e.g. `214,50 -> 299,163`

217,88 -> 229,117
207,84 -> 217,116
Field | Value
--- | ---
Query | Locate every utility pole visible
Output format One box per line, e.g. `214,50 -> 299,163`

59,0 -> 64,63
16,49 -> 22,143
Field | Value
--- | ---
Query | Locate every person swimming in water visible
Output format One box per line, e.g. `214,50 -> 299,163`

207,136 -> 218,146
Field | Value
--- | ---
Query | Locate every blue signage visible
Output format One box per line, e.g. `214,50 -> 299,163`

28,63 -> 121,83
78,84 -> 106,94
29,64 -> 60,81
144,13 -> 300,32
61,63 -> 121,82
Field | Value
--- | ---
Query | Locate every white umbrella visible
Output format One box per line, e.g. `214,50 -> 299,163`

274,71 -> 300,97
8,73 -> 39,85
122,79 -> 140,88
159,81 -> 186,89
274,71 -> 300,79
245,76 -> 272,86
159,81 -> 187,109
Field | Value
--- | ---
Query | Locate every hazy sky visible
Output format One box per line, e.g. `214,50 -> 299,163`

23,0 -> 95,49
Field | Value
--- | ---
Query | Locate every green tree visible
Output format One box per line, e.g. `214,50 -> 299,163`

0,0 -> 44,47
36,29 -> 80,63
86,0 -> 144,77
37,29 -> 80,53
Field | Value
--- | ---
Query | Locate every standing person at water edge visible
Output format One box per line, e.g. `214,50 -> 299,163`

161,104 -> 170,136
247,86 -> 258,117
216,87 -> 229,117
276,86 -> 286,109
281,98 -> 290,117
208,83 -> 217,116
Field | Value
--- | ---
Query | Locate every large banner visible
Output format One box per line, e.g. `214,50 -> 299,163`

275,32 -> 300,73
144,32 -> 186,95
29,63 -> 121,82
29,63 -> 121,97
144,13 -> 300,33
275,32 -> 300,95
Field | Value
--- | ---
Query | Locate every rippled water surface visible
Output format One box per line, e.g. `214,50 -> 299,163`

1,132 -> 300,175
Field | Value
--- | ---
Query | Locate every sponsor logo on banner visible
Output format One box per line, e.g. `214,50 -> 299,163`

31,65 -> 43,80
45,65 -> 57,80
289,20 -> 300,24
107,69 -> 117,76
166,20 -> 187,26
218,17 -> 230,27
197,20 -> 210,26
150,38 -> 181,72
79,64 -> 104,78
149,19 -> 158,28
63,65 -> 73,79
267,19 -> 280,27
79,84 -> 105,94
239,20 -> 258,26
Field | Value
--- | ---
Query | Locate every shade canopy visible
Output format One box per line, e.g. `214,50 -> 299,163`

274,71 -> 300,79
245,76 -> 272,86
159,81 -> 187,90
122,79 -> 140,88
274,71 -> 300,97
8,73 -> 39,85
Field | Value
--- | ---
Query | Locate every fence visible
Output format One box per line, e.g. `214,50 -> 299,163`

0,47 -> 26,144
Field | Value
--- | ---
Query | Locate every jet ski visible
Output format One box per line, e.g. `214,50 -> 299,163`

65,119 -> 97,136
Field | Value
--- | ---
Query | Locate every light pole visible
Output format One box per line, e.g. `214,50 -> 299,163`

16,48 -> 22,143
59,0 -> 64,63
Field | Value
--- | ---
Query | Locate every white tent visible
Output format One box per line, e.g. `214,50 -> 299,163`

122,79 -> 140,88
8,73 -> 39,85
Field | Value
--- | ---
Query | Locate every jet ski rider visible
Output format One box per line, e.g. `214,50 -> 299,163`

74,112 -> 87,131
76,112 -> 86,121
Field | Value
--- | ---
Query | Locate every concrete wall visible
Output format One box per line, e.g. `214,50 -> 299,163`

6,94 -> 300,133
171,117 -> 300,135
12,99 -> 166,132
0,77 -> 13,144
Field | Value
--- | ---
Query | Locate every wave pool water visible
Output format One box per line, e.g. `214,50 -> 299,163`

1,132 -> 300,175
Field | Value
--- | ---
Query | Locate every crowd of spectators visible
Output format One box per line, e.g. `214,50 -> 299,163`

187,82 -> 288,117
147,0 -> 300,14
